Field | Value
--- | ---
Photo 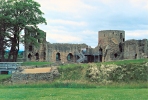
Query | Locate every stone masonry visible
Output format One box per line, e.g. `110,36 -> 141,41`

98,30 -> 125,62
24,29 -> 148,63
11,67 -> 59,83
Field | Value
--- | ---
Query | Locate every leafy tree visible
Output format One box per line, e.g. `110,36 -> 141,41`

0,0 -> 11,61
0,0 -> 46,62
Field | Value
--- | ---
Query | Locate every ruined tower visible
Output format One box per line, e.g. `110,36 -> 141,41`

98,30 -> 125,62
24,27 -> 47,62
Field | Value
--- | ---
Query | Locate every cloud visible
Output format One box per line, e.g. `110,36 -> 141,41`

45,29 -> 98,47
48,19 -> 87,27
129,0 -> 148,9
34,0 -> 148,49
46,33 -> 82,43
126,30 -> 148,40
35,0 -> 96,16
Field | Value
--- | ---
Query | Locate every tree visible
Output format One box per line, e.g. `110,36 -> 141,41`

0,0 -> 46,62
0,0 -> 11,61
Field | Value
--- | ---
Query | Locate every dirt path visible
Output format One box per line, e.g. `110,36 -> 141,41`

21,67 -> 51,74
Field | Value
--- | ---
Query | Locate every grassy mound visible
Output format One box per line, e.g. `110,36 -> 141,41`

58,59 -> 148,83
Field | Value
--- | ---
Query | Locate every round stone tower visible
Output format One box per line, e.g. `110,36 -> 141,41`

98,30 -> 125,62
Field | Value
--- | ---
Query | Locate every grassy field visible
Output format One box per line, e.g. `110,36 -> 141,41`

0,59 -> 147,100
0,88 -> 147,100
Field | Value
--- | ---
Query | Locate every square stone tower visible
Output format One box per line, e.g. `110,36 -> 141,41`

24,27 -> 47,62
98,30 -> 125,62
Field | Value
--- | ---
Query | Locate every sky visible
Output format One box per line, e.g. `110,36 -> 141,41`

21,0 -> 148,50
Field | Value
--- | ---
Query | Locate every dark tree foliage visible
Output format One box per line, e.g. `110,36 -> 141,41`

0,0 -> 46,62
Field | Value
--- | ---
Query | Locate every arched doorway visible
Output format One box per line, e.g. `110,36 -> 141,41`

67,53 -> 73,61
43,52 -> 46,60
56,52 -> 61,61
35,53 -> 39,60
114,53 -> 117,58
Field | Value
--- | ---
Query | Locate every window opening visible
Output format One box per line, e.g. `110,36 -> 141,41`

56,53 -> 61,61
35,53 -> 39,60
119,43 -> 122,52
28,53 -> 32,60
114,53 -> 117,58
29,45 -> 33,51
120,33 -> 122,39
43,52 -> 46,60
123,38 -> 125,42
67,53 -> 73,61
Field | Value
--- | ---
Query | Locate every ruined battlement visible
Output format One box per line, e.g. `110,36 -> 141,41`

24,29 -> 148,63
124,39 -> 148,59
46,43 -> 88,63
47,43 -> 88,52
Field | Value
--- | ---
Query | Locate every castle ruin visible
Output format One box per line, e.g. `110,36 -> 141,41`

24,30 -> 148,63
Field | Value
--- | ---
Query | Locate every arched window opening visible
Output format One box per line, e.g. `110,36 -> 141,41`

35,53 -> 39,60
135,54 -> 137,59
114,53 -> 117,58
67,53 -> 73,61
56,52 -> 60,61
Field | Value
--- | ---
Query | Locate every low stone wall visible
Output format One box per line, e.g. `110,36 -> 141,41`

11,67 -> 60,84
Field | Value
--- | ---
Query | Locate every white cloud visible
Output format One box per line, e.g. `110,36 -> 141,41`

129,0 -> 148,9
126,30 -> 148,40
48,19 -> 87,27
46,33 -> 82,43
35,0 -> 96,15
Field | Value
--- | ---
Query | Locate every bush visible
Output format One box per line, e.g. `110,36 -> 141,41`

109,63 -> 148,82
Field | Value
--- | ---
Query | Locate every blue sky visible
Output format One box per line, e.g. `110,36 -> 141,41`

20,0 -> 148,50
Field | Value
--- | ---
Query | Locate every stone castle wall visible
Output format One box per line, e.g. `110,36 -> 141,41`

24,29 -> 148,63
124,39 -> 148,59
47,43 -> 88,63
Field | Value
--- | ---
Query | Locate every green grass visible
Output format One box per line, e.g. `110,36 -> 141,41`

59,59 -> 148,71
21,61 -> 51,66
99,58 -> 148,65
0,88 -> 147,100
0,75 -> 11,82
0,59 -> 147,100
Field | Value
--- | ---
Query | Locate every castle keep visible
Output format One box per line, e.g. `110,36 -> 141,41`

24,30 -> 148,63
